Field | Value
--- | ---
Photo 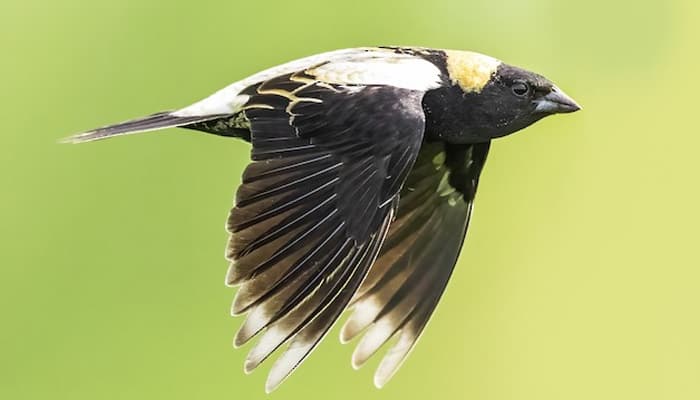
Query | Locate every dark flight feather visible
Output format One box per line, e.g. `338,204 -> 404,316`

342,141 -> 490,387
223,75 -> 427,391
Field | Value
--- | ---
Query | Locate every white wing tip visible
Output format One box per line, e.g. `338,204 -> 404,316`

243,359 -> 256,375
265,344 -> 309,393
264,381 -> 278,394
233,333 -> 245,349
373,375 -> 388,389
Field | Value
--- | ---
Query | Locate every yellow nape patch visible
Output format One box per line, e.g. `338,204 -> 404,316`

444,50 -> 501,93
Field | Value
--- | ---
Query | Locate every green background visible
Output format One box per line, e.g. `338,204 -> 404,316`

3,0 -> 699,399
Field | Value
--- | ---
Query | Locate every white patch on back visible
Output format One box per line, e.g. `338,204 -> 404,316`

306,55 -> 442,91
173,94 -> 250,118
172,48 -> 443,117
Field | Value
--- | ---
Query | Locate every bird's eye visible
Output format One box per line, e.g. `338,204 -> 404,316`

512,82 -> 530,97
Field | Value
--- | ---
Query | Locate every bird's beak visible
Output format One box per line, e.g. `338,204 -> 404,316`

534,86 -> 581,114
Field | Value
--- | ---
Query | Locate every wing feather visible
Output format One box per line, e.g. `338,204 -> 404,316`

342,141 -> 491,387
225,74 -> 427,390
265,211 -> 393,392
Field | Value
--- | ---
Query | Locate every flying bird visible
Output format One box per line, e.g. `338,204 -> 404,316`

66,46 -> 580,392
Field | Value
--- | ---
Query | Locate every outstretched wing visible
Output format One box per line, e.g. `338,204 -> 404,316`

341,140 -> 491,387
225,72 -> 427,392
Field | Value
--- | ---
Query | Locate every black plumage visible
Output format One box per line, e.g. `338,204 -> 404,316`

66,46 -> 580,392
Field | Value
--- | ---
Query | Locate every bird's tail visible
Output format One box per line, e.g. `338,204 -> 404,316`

61,111 -> 225,143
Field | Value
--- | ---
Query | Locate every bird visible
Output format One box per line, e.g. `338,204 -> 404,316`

65,46 -> 581,392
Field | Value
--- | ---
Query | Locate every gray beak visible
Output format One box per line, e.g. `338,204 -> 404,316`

534,86 -> 581,114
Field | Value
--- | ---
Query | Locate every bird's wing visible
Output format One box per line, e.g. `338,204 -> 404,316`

226,72 -> 427,392
342,140 -> 491,387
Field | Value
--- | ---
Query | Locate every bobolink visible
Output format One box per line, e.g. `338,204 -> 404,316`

67,46 -> 580,392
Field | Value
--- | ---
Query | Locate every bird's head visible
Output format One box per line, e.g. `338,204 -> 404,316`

426,50 -> 581,142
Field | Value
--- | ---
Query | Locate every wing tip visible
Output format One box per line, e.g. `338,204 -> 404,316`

264,382 -> 278,394
233,333 -> 246,349
350,357 -> 363,371
339,322 -> 355,344
373,374 -> 389,389
243,359 -> 257,375
339,309 -> 374,344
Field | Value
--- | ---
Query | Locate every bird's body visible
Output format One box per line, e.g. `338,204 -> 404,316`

67,46 -> 580,392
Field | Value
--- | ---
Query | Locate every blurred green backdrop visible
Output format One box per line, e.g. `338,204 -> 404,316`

2,0 -> 699,399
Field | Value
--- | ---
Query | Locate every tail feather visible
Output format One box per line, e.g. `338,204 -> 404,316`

62,111 -> 226,143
